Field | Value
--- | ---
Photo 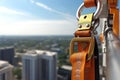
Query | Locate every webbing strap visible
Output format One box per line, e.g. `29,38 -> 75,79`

70,37 -> 95,80
70,13 -> 96,80
84,0 -> 96,8
70,52 -> 87,80
78,41 -> 95,80
70,47 -> 95,80
108,0 -> 118,8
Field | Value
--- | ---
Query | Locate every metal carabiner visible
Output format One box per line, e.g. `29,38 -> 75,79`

76,0 -> 103,20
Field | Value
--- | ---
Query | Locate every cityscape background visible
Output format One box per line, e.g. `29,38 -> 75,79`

0,0 -> 120,80
0,36 -> 73,80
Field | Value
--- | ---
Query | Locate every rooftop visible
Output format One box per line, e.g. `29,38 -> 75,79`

36,50 -> 57,56
0,46 -> 14,50
0,61 -> 9,69
61,65 -> 72,71
25,50 -> 57,56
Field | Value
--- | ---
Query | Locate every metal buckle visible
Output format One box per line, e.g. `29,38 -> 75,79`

69,36 -> 95,61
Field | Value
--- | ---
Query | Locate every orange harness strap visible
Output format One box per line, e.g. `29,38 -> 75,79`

70,52 -> 87,80
70,13 -> 96,80
70,32 -> 95,80
70,42 -> 95,80
108,0 -> 119,37
78,42 -> 95,80
70,14 -> 95,80
84,0 -> 96,8
108,0 -> 118,8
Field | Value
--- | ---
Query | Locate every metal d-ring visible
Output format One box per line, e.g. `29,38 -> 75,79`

76,0 -> 103,20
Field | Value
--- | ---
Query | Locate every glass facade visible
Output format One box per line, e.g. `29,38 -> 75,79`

41,59 -> 49,80
25,59 -> 30,80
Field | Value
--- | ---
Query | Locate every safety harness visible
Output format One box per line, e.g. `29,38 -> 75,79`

69,0 -> 101,80
70,13 -> 97,80
69,0 -> 120,80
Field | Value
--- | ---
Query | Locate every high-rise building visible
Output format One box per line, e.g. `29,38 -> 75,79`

22,50 -> 57,80
0,47 -> 15,65
0,61 -> 13,80
57,65 -> 71,80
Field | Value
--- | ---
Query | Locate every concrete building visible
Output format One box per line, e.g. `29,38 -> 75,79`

0,61 -> 13,80
57,65 -> 71,80
0,47 -> 15,65
22,50 -> 57,80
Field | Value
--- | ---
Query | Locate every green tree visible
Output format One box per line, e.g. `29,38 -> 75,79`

13,68 -> 22,80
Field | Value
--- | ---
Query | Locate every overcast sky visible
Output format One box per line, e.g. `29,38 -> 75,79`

0,0 -> 120,35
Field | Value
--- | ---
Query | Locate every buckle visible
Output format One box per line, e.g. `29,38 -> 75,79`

69,36 -> 95,61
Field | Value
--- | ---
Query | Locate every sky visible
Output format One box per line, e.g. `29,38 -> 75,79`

0,0 -> 120,35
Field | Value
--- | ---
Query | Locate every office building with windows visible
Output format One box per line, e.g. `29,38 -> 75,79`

22,50 -> 57,80
0,47 -> 15,65
57,65 -> 71,80
0,61 -> 13,80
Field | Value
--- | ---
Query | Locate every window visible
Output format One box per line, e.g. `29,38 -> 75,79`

41,59 -> 49,80
1,73 -> 6,80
